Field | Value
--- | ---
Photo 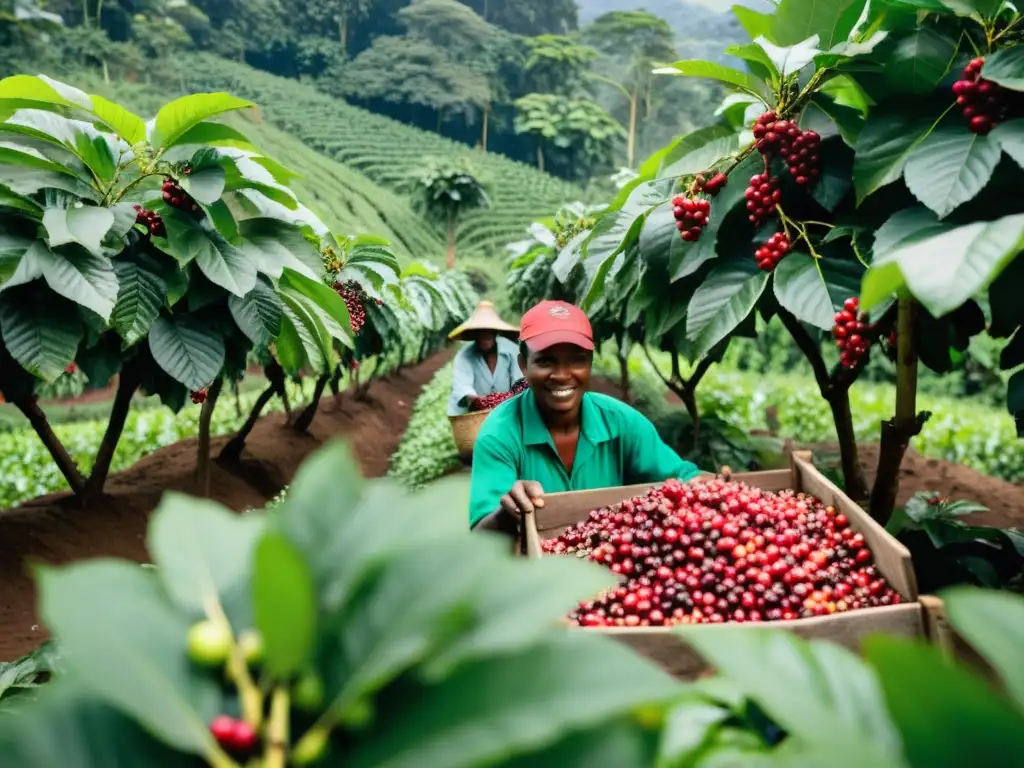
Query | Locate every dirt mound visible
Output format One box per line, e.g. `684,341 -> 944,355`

0,352 -> 452,660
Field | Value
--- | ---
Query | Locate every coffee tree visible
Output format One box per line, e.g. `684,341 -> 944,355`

0,74 -> 356,501
560,0 -> 1024,522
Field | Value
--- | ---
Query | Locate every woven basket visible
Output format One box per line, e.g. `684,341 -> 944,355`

449,409 -> 493,462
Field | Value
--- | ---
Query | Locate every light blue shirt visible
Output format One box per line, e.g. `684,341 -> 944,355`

447,337 -> 523,417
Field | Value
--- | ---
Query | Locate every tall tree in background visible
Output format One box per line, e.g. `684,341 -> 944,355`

582,10 -> 676,168
513,92 -> 624,176
288,0 -> 373,52
398,0 -> 515,151
409,157 -> 490,268
456,0 -> 577,35
522,34 -> 596,95
342,35 -> 490,131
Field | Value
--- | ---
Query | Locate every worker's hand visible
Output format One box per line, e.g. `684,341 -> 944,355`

499,480 -> 545,519
467,396 -> 484,410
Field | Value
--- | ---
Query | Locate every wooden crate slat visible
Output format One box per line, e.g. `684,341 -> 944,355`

601,603 -> 925,679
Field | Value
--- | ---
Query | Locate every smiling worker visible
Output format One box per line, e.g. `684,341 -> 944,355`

447,301 -> 523,417
470,300 -> 702,533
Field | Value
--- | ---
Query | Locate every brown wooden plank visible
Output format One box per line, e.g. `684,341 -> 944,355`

596,603 -> 926,680
791,451 -> 919,601
919,596 -> 954,660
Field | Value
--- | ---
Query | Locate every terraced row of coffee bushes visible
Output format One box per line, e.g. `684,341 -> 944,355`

142,55 -> 585,257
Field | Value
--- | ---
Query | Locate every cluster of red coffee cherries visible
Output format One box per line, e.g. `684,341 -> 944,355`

469,378 -> 528,412
752,111 -> 822,185
210,715 -> 259,755
953,57 -> 1021,135
543,477 -> 900,627
133,205 -> 166,238
672,196 -> 712,242
190,388 -> 208,405
754,231 -> 791,272
161,174 -> 203,219
333,280 -> 383,336
833,297 -> 873,369
744,171 -> 782,229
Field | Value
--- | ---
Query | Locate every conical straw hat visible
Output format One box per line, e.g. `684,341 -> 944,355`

448,301 -> 519,340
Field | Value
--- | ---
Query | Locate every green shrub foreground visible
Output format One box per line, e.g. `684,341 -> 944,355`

0,440 -> 1022,767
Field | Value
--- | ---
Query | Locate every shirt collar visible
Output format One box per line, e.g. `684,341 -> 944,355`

521,389 -> 612,446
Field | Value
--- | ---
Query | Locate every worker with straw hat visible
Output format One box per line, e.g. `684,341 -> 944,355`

447,301 -> 523,417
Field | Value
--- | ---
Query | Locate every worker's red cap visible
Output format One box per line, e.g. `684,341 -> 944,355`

519,300 -> 594,351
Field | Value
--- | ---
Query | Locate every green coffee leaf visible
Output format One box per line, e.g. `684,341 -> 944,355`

904,126 -> 1002,218
686,257 -> 769,359
147,492 -> 264,620
774,254 -> 863,330
253,532 -> 317,678
853,107 -> 939,203
941,587 -> 1024,711
38,561 -> 220,756
148,314 -> 226,391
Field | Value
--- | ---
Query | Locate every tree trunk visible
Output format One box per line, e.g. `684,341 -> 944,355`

196,378 -> 224,497
827,389 -> 869,501
481,103 -> 489,152
292,374 -> 329,432
627,93 -> 638,169
83,369 -> 140,499
266,361 -> 291,421
777,309 -> 869,500
233,379 -> 242,419
15,397 -> 86,495
82,0 -> 88,27
642,346 -> 713,454
102,58 -> 110,85
219,385 -> 276,462
339,15 -> 348,51
869,299 -> 927,525
446,211 -> 456,269
239,39 -> 245,63
96,0 -> 103,28
536,142 -> 545,172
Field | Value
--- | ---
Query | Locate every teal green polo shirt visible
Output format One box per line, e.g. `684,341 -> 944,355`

468,389 -> 701,527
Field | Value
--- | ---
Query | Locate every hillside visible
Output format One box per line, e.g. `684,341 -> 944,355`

125,55 -> 585,260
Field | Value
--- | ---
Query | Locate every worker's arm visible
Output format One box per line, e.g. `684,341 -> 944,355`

447,349 -> 480,415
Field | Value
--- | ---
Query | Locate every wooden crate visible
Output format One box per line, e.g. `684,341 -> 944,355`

520,450 -> 952,679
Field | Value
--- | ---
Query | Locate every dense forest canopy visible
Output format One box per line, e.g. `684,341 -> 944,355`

1,0 -> 733,182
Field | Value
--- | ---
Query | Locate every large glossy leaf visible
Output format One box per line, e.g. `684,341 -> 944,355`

422,553 -> 617,679
774,254 -> 863,329
173,121 -> 258,152
38,561 -> 221,756
237,217 -> 322,279
180,167 -> 225,205
151,210 -> 212,266
754,35 -> 821,77
0,685 -> 197,768
253,532 -> 317,679
228,275 -> 281,347
853,107 -> 940,203
883,29 -> 958,94
111,253 -> 167,347
42,205 -> 113,257
657,125 -> 742,179
147,493 -> 263,620
772,0 -> 866,47
864,636 -> 1024,767
502,720 -> 658,768
0,291 -> 81,380
652,60 -> 766,98
279,267 -> 354,343
322,538 -> 507,717
904,126 -> 1002,218
864,213 -> 1024,316
0,75 -> 88,110
35,243 -> 118,320
871,206 -> 954,258
151,93 -> 255,149
88,95 -> 146,145
989,118 -> 1024,172
148,314 -> 225,390
981,46 -> 1024,91
347,632 -> 679,768
681,626 -> 903,763
194,228 -> 256,298
939,0 -> 1005,18
686,258 -> 769,358
276,296 -> 330,374
941,587 -> 1024,711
